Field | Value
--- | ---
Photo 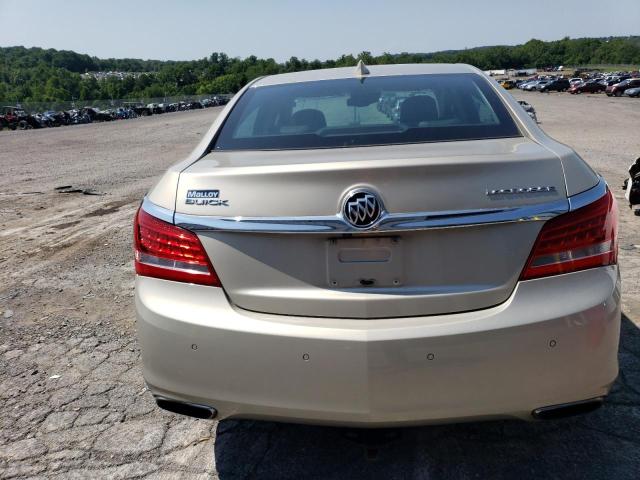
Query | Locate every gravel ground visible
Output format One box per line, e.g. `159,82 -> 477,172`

0,93 -> 639,479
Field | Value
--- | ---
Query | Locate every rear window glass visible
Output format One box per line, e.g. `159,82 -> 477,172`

213,73 -> 521,151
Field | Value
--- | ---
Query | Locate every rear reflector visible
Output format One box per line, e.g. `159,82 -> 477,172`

134,207 -> 221,287
520,189 -> 617,280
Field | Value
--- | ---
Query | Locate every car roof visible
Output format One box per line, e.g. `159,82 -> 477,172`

251,63 -> 481,87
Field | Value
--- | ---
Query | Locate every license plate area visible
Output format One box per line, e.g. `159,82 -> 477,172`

327,237 -> 404,288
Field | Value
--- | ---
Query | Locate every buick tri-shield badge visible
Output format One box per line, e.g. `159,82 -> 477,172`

342,190 -> 383,228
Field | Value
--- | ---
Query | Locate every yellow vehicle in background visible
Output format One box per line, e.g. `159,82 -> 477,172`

500,79 -> 517,89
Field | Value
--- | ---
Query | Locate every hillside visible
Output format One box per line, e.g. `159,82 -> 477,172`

1,36 -> 639,103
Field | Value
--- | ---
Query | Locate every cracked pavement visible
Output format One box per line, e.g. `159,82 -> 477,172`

1,92 -> 640,479
0,332 -> 216,479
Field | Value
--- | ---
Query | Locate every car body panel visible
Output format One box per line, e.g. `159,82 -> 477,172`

175,138 -> 566,217
137,265 -> 620,426
173,138 -> 567,317
195,222 -> 544,318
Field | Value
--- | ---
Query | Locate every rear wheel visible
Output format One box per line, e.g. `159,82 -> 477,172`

615,91 -> 623,97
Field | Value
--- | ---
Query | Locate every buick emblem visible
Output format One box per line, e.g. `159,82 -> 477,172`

342,190 -> 383,228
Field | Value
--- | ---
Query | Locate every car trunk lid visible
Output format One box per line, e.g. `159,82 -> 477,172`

175,138 -> 567,318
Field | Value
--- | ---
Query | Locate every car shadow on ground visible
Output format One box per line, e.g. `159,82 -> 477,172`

214,315 -> 640,480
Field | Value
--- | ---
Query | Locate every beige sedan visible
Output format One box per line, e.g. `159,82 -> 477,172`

134,63 -> 620,426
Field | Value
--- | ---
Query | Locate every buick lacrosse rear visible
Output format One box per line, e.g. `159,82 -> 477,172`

135,63 -> 620,426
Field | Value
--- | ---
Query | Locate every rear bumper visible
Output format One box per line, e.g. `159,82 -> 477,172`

136,266 -> 621,427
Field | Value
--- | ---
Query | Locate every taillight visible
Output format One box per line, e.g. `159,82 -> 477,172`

134,207 -> 221,287
520,189 -> 618,280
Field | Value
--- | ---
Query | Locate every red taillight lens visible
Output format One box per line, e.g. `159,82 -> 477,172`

134,207 -> 221,287
520,190 -> 618,280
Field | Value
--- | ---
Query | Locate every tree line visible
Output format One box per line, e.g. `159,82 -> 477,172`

1,36 -> 639,103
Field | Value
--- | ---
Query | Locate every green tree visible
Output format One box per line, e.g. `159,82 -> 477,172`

2,38 -> 639,104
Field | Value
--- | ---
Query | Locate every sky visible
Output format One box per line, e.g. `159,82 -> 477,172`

0,0 -> 638,61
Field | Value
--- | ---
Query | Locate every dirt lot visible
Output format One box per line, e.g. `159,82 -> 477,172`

0,93 -> 639,479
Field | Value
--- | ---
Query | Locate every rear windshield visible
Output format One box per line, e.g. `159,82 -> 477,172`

213,73 -> 521,151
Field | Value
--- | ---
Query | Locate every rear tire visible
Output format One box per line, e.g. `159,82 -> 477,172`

615,91 -> 623,97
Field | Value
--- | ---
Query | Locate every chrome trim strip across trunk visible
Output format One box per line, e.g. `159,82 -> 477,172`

176,202 -> 570,234
142,178 -> 606,235
170,201 -> 569,235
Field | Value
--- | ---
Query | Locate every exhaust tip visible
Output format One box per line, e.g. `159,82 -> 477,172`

532,397 -> 604,420
155,396 -> 217,420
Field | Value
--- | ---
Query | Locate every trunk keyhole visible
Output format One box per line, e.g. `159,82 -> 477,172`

360,278 -> 376,287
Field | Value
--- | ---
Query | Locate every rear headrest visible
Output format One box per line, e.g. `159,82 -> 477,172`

399,96 -> 438,126
290,109 -> 326,132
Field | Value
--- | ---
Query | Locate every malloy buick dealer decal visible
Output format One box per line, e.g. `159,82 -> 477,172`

185,190 -> 229,206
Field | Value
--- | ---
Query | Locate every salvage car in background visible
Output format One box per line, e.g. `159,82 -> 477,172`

0,106 -> 20,130
500,79 -> 516,89
523,80 -> 542,91
539,78 -> 570,92
606,78 -> 640,97
534,80 -> 551,91
1,105 -> 34,129
624,87 -> 640,98
123,102 -> 153,116
80,107 -> 113,122
0,95 -> 231,134
569,80 -> 606,94
135,63 -> 620,426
